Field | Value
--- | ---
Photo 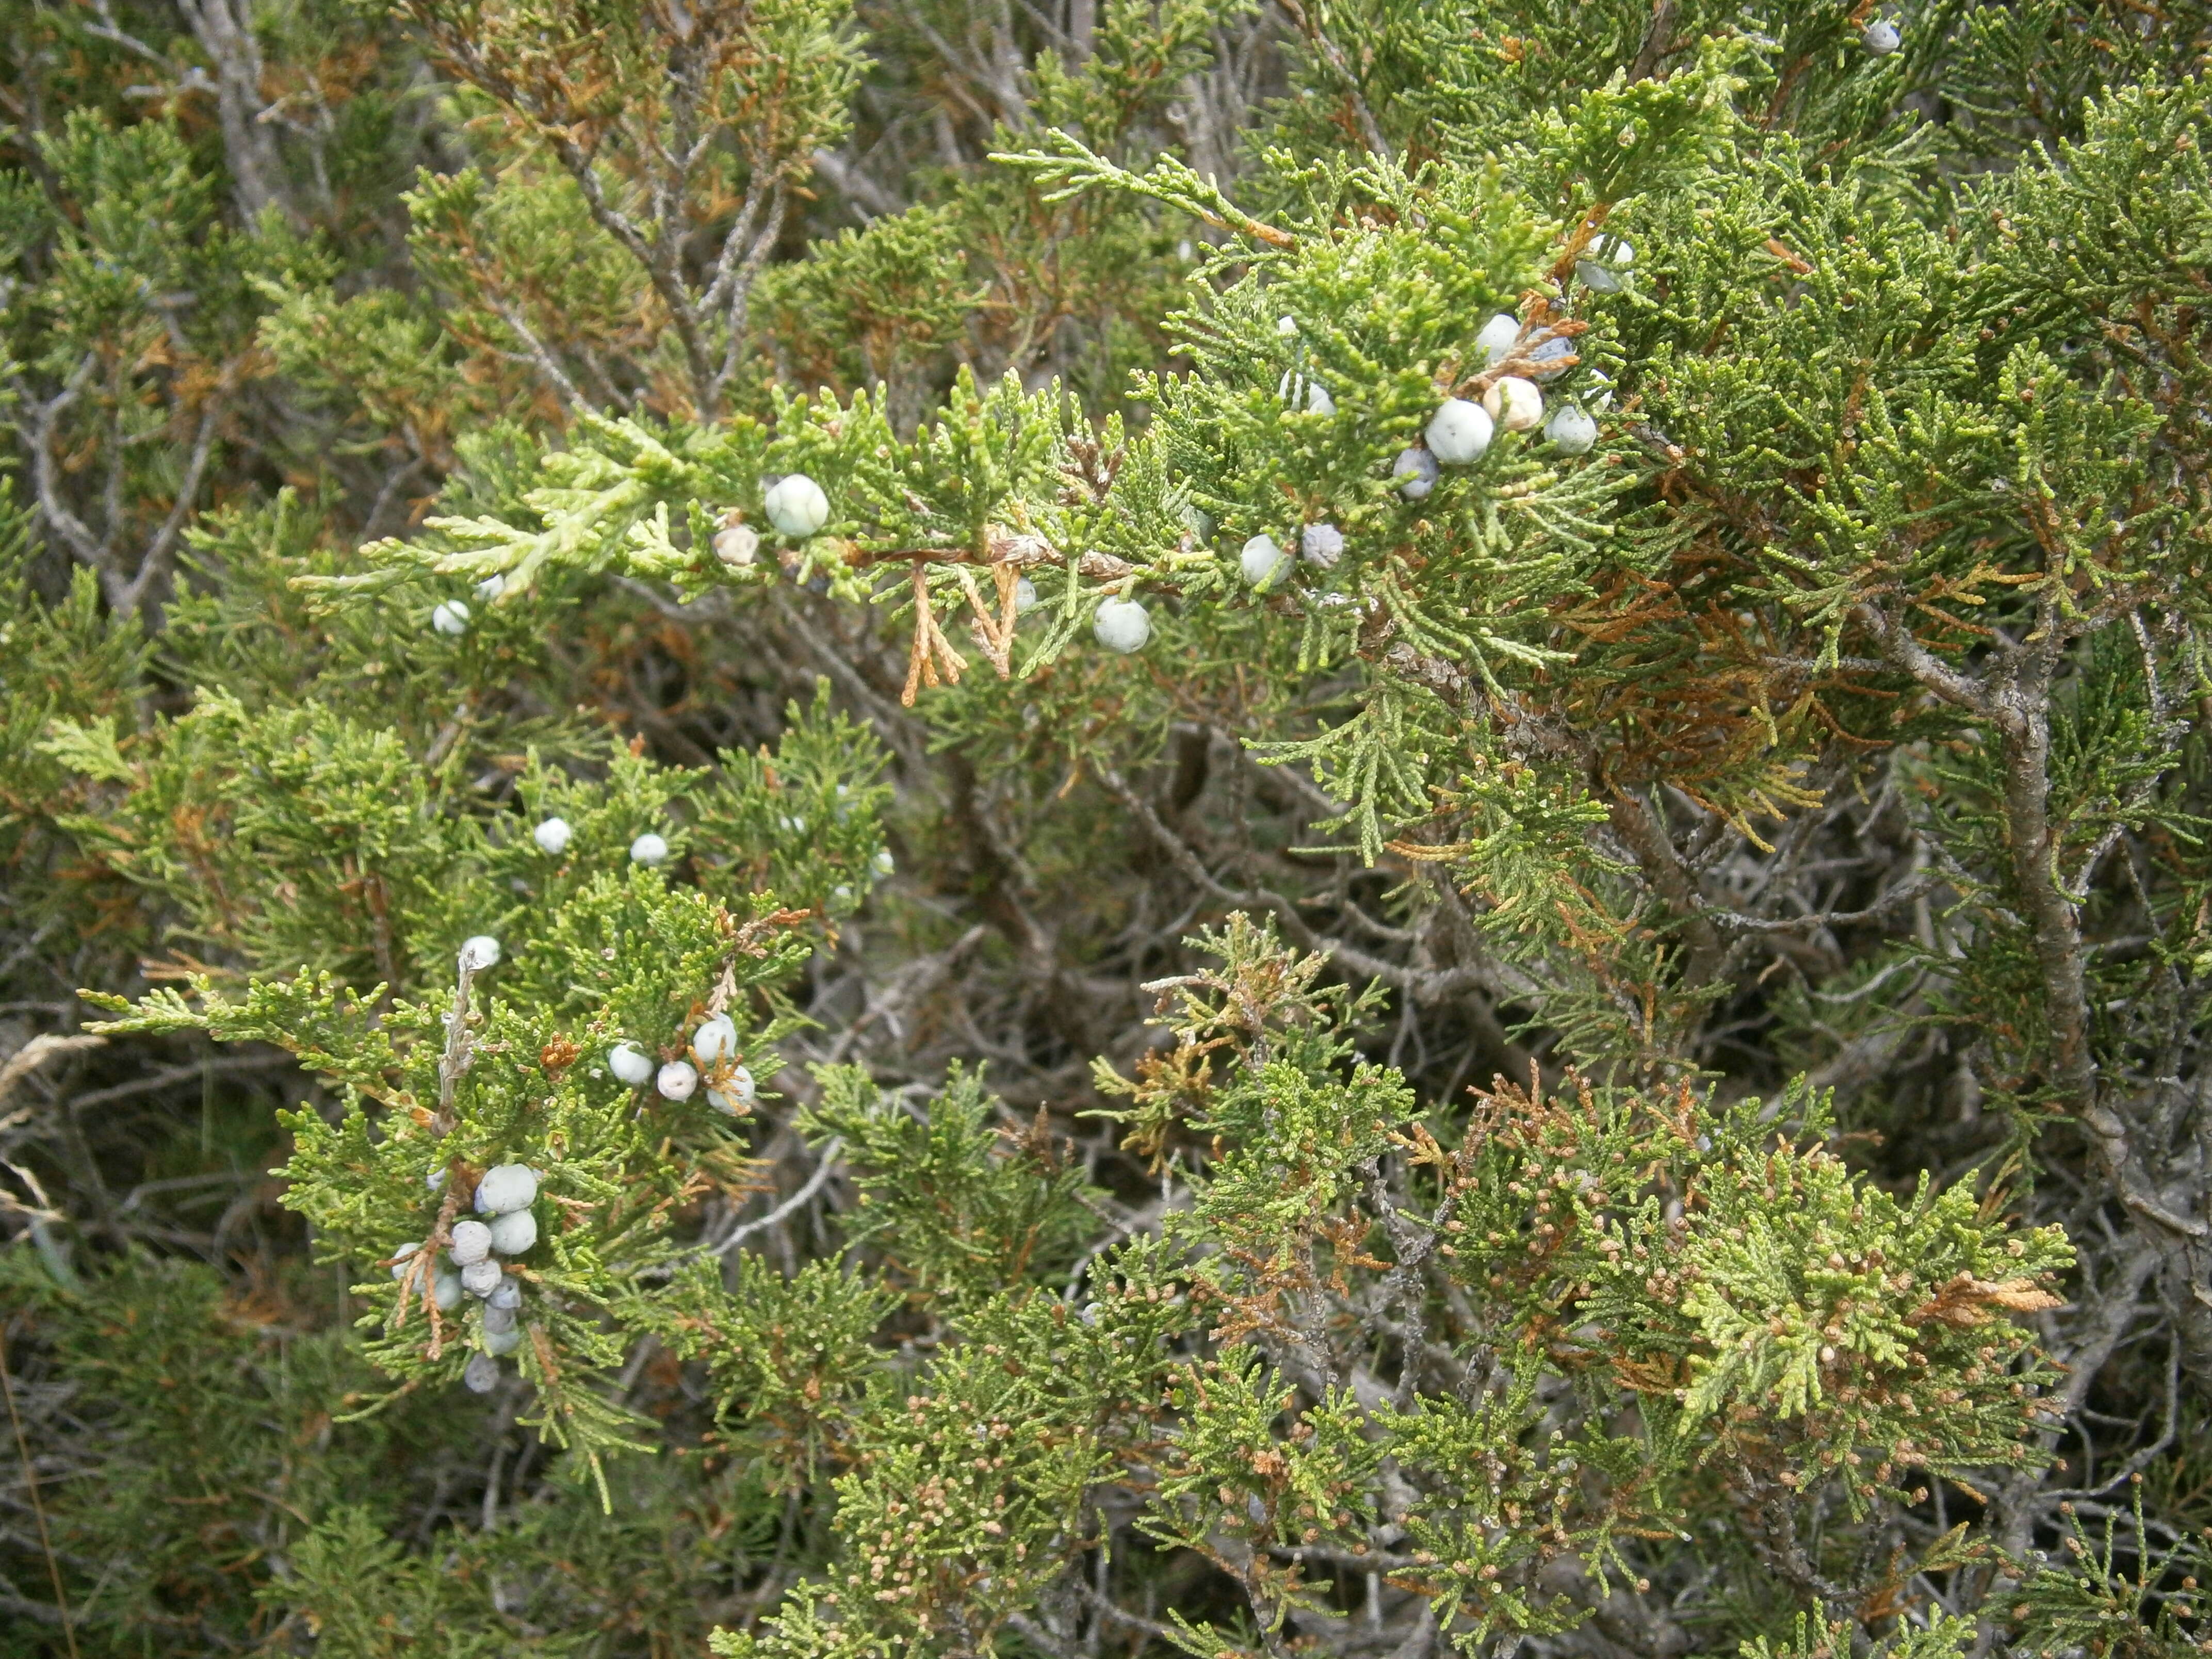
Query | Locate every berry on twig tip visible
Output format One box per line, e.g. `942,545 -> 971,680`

764,474 -> 830,539
1093,598 -> 1151,654
487,1209 -> 536,1255
1483,377 -> 1544,432
1426,399 -> 1492,466
1393,447 -> 1439,500
1241,534 -> 1284,587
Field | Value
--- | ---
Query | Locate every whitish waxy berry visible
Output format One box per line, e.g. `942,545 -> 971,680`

1528,337 -> 1574,382
763,474 -> 830,539
871,848 -> 895,879
1425,399 -> 1493,466
475,573 -> 506,603
1014,577 -> 1038,614
1276,314 -> 1298,336
1093,597 -> 1151,654
1240,534 -> 1285,587
1300,523 -> 1345,569
707,1067 -> 756,1115
1576,235 -> 1635,292
449,1219 -> 493,1265
1862,18 -> 1899,53
486,1279 -> 522,1311
431,600 -> 469,636
691,1015 -> 739,1068
434,1269 -> 464,1312
426,1168 -> 447,1192
1483,376 -> 1544,432
532,816 -> 573,855
482,1326 -> 522,1357
475,1164 -> 538,1216
391,1242 -> 424,1280
482,1301 -> 518,1335
459,935 -> 501,971
1546,403 -> 1599,455
460,1257 -> 503,1297
713,523 -> 759,566
487,1209 -> 537,1256
629,832 -> 670,866
463,1352 -> 500,1393
1476,313 -> 1521,366
1393,447 -> 1439,500
657,1060 -> 698,1101
607,1043 -> 654,1086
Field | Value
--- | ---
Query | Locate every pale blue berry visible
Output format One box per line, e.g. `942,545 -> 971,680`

763,474 -> 831,538
1300,523 -> 1345,569
1426,399 -> 1492,466
608,1043 -> 655,1086
475,1164 -> 538,1215
1240,534 -> 1284,587
1475,313 -> 1520,366
1093,598 -> 1151,654
1393,447 -> 1439,500
1528,337 -> 1574,382
1483,376 -> 1543,433
486,1209 -> 536,1256
708,1067 -> 756,1115
460,1257 -> 502,1297
691,1015 -> 739,1068
1546,403 -> 1599,455
449,1220 -> 492,1265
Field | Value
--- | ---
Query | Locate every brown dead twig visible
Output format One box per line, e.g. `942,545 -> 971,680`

886,528 -> 1126,706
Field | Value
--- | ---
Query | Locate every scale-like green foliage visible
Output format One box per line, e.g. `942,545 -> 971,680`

7,3 -> 2212,1657
73,693 -> 888,1489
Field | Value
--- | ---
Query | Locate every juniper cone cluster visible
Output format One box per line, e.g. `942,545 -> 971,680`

3,3 -> 2211,1656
